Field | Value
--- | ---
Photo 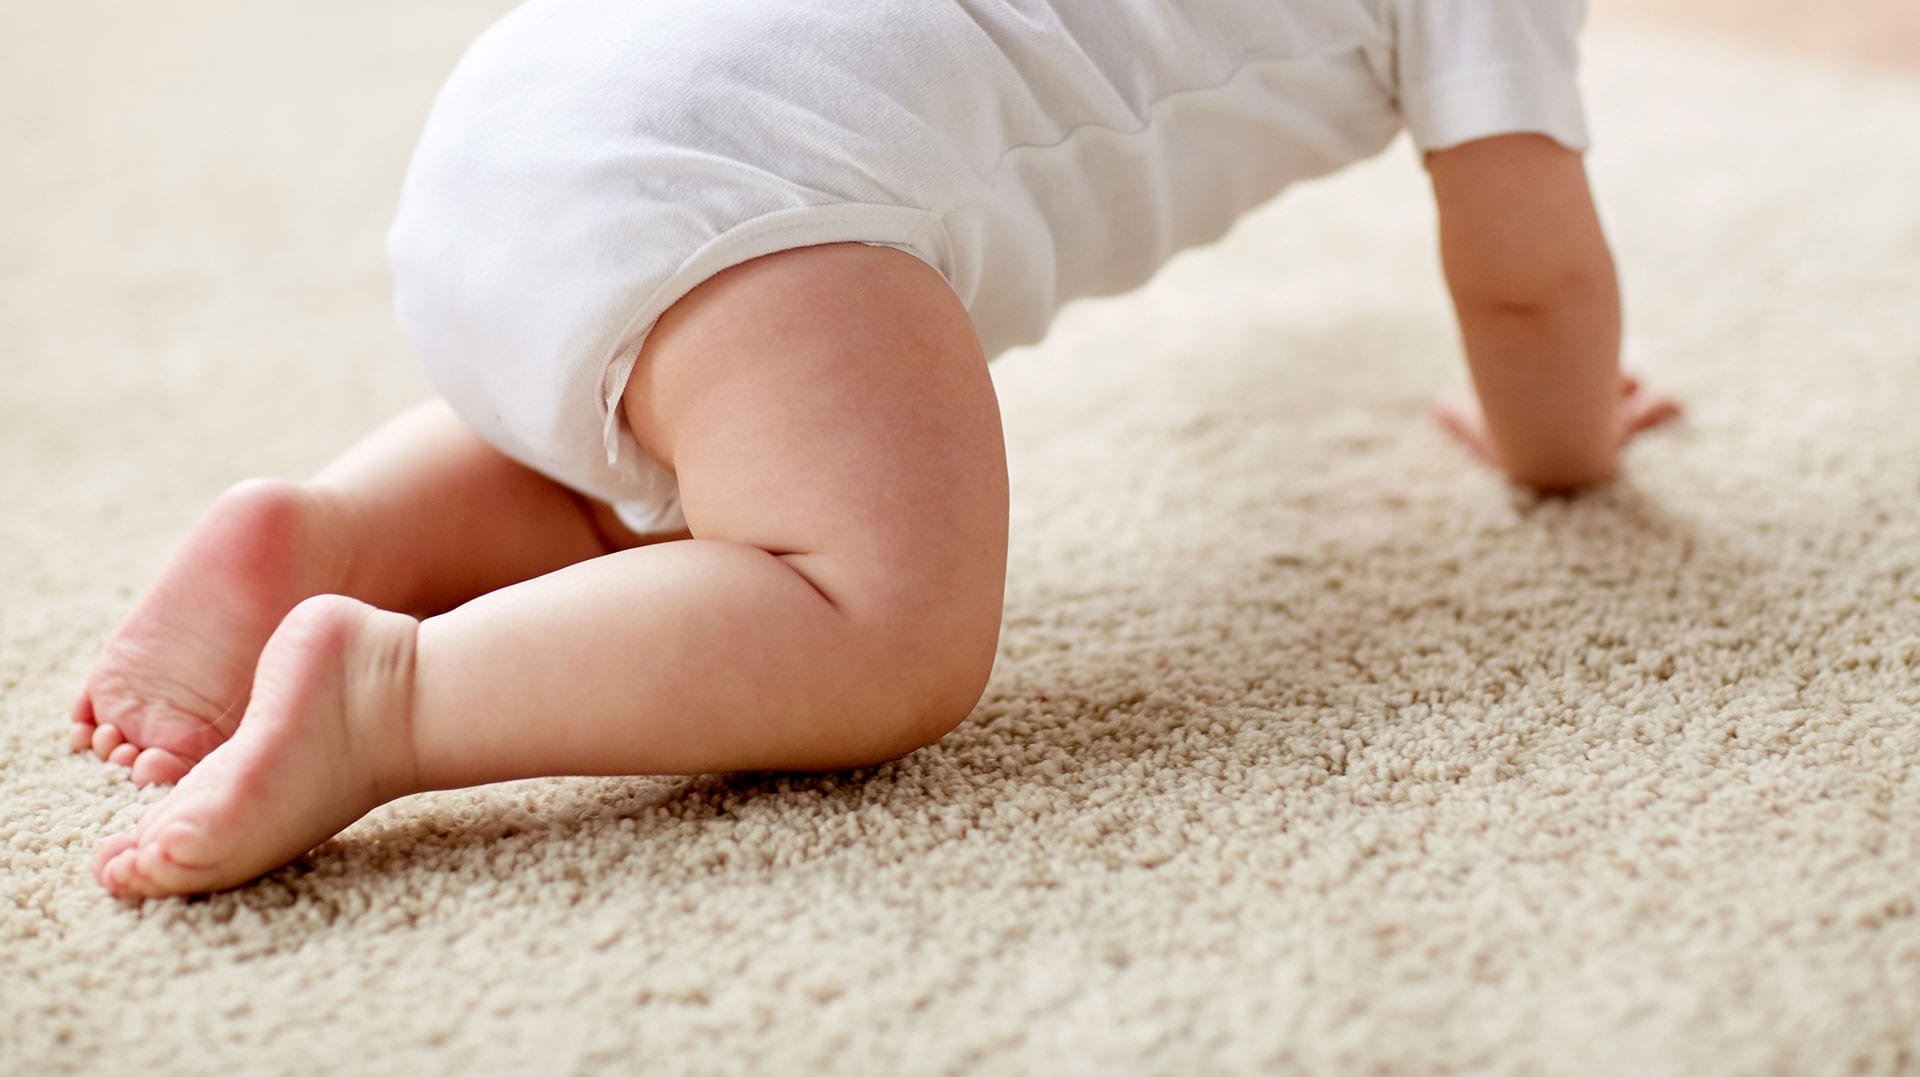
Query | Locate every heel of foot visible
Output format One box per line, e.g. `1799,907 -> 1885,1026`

267,594 -> 423,803
207,479 -> 339,590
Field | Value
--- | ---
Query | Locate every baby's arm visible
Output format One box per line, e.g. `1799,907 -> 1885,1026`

1427,134 -> 1678,489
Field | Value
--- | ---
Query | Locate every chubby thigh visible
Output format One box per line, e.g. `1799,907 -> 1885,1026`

386,0 -> 1403,530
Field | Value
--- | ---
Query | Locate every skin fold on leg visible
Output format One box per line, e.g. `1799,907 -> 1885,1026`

411,242 -> 1011,782
96,242 -> 1011,897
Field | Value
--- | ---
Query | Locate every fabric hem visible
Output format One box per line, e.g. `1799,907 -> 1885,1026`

591,202 -> 954,534
1400,61 -> 1590,154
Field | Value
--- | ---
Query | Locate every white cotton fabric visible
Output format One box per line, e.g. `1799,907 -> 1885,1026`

386,0 -> 1590,532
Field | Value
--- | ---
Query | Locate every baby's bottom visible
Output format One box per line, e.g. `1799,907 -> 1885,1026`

76,244 -> 1009,898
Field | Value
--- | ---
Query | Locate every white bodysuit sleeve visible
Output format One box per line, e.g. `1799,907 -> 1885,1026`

1390,0 -> 1590,153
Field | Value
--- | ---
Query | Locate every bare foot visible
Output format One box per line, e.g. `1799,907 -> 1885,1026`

72,479 -> 346,785
95,595 -> 420,899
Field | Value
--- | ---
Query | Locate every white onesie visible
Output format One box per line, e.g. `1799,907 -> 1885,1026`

387,0 -> 1590,533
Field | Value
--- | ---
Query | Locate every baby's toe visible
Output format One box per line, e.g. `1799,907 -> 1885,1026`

70,694 -> 97,751
130,747 -> 193,788
124,822 -> 219,897
108,743 -> 140,768
90,723 -> 126,760
94,833 -> 139,892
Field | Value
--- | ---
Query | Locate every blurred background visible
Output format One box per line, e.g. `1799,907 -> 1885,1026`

1597,0 -> 1919,72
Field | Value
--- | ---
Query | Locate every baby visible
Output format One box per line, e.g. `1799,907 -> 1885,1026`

74,0 -> 1678,897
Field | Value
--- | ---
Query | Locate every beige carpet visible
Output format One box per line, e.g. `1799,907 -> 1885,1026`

5,4 -> 1918,1073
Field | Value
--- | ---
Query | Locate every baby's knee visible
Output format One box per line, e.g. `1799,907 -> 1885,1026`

821,564 -> 1003,767
856,634 -> 998,766
895,610 -> 1001,756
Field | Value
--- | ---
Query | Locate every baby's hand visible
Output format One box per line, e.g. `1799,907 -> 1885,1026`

1433,373 -> 1682,482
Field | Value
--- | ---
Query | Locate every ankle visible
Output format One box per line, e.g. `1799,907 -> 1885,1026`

267,594 -> 424,805
348,603 -> 426,803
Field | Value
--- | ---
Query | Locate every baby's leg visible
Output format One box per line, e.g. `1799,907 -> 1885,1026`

72,401 -> 644,786
96,244 -> 1010,898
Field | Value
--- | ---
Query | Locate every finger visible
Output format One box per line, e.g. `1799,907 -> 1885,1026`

1432,399 -> 1477,444
1622,392 -> 1684,440
1432,400 -> 1501,468
1631,391 -> 1684,429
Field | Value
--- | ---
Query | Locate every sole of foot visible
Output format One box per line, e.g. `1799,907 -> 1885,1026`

95,594 -> 420,899
72,478 -> 344,786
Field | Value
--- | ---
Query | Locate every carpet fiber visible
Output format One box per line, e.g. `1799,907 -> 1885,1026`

4,4 -> 1918,1073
